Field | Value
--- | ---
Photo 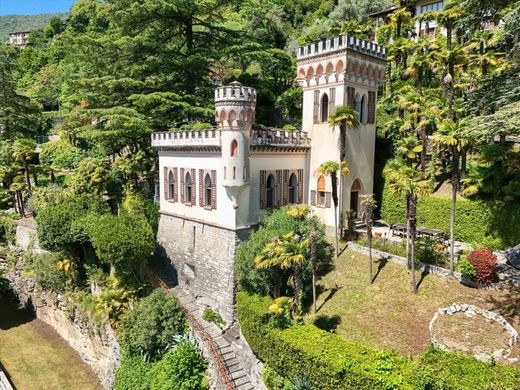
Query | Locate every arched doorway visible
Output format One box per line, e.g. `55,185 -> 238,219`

350,178 -> 362,216
266,174 -> 276,207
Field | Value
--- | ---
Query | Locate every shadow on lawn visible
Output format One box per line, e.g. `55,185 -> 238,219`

0,294 -> 33,331
313,314 -> 342,332
416,269 -> 430,292
486,285 -> 520,323
316,284 -> 342,312
372,256 -> 389,284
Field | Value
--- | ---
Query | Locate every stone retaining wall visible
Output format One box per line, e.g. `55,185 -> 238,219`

157,213 -> 251,323
0,257 -> 120,389
348,242 -> 512,289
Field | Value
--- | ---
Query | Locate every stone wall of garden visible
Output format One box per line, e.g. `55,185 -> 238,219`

0,225 -> 121,390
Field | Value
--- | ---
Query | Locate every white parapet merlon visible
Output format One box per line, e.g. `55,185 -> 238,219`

151,129 -> 221,147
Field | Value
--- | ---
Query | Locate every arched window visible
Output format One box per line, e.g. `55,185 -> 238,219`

350,178 -> 362,215
266,174 -> 276,208
289,173 -> 298,204
321,93 -> 329,122
230,139 -> 239,156
360,95 -> 367,124
185,172 -> 192,204
317,175 -> 326,206
167,170 -> 175,200
204,174 -> 212,207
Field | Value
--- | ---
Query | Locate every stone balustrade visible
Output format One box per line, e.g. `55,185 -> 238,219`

251,128 -> 310,147
151,129 -> 221,147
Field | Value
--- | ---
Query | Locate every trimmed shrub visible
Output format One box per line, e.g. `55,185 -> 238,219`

114,353 -> 151,390
29,252 -> 77,292
380,184 -> 520,250
148,340 -> 209,390
456,257 -> 477,280
0,216 -> 16,244
120,289 -> 187,361
237,292 -> 410,390
468,248 -> 497,285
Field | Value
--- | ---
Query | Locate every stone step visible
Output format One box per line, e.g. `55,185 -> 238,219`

231,370 -> 246,380
236,383 -> 255,390
224,357 -> 239,367
227,362 -> 242,374
233,375 -> 250,387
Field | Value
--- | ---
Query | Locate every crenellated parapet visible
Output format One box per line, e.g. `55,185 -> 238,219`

215,81 -> 256,129
151,129 -> 220,148
297,35 -> 387,89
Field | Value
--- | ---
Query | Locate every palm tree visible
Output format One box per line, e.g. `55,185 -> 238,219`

278,232 -> 309,312
12,138 -> 36,192
433,118 -> 469,275
315,161 -> 349,260
384,159 -> 432,293
328,106 -> 360,163
360,194 -> 378,285
309,227 -> 318,312
255,237 -> 285,298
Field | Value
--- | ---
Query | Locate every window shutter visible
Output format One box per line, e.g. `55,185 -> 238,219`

329,87 -> 336,116
283,170 -> 289,205
325,192 -> 332,208
211,170 -> 217,209
173,168 -> 178,203
191,168 -> 196,205
368,91 -> 376,124
259,170 -> 266,209
275,170 -> 283,206
310,190 -> 316,206
163,167 -> 169,200
313,90 -> 320,124
345,86 -> 355,108
199,169 -> 204,207
180,168 -> 185,203
297,169 -> 304,203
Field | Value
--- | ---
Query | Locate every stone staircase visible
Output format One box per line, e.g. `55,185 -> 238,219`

172,287 -> 256,390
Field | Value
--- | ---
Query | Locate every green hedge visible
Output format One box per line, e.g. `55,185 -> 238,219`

380,184 -> 520,249
237,292 -> 520,390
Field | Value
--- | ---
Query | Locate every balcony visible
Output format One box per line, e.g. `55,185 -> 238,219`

251,128 -> 310,148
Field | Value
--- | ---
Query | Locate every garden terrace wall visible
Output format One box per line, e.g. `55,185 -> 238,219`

237,292 -> 520,390
380,184 -> 520,249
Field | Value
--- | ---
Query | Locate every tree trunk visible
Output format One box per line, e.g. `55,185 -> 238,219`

24,162 -> 31,192
331,172 -> 339,260
368,223 -> 373,285
419,126 -> 427,172
273,268 -> 281,298
460,149 -> 467,189
410,195 -> 417,294
293,265 -> 302,313
406,194 -> 411,269
310,230 -> 317,312
447,26 -> 455,120
449,150 -> 459,276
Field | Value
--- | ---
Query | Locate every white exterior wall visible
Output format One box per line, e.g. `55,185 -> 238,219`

158,151 -> 238,230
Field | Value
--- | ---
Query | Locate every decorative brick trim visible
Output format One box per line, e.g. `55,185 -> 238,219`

368,91 -> 376,124
163,167 -> 169,200
345,86 -> 355,108
190,168 -> 196,205
173,168 -> 178,203
199,169 -> 204,207
297,169 -> 304,203
259,170 -> 267,209
329,87 -> 336,116
180,168 -> 185,204
310,190 -> 316,206
313,90 -> 320,124
325,192 -> 332,208
211,170 -> 217,209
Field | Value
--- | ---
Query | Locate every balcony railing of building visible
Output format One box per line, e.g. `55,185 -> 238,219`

151,129 -> 221,147
251,128 -> 310,147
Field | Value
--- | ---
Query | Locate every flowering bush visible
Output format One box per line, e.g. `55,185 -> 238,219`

468,248 -> 497,285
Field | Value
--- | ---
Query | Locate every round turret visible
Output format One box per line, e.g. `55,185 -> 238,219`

215,82 -> 256,187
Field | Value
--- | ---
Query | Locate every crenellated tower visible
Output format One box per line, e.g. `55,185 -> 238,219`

215,81 -> 256,187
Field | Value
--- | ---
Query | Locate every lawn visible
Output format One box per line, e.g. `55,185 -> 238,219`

0,296 -> 102,390
307,245 -> 520,362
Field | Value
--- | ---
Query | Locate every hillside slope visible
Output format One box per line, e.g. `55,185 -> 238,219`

0,13 -> 68,43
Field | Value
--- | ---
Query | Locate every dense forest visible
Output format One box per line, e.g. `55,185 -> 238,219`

0,0 -> 519,259
0,13 -> 68,43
